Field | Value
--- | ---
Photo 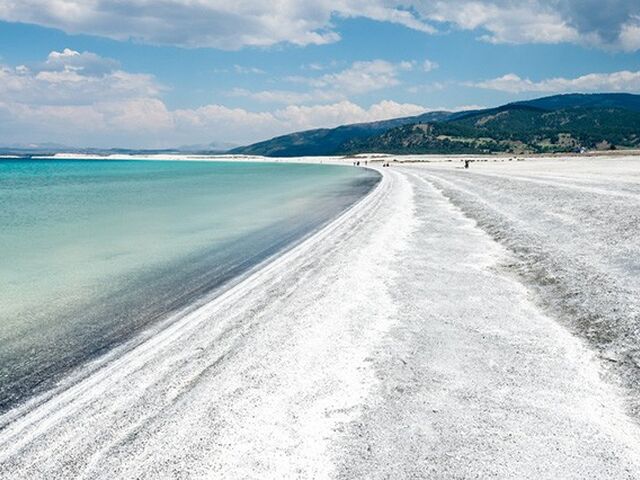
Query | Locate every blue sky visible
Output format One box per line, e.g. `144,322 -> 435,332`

0,1 -> 639,148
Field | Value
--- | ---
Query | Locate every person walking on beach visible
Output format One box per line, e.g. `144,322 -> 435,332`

464,159 -> 470,169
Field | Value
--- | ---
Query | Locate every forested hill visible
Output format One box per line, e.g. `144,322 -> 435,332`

230,93 -> 640,156
229,111 -> 453,157
345,105 -> 640,154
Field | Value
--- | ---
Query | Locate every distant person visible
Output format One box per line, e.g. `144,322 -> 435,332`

464,160 -> 470,169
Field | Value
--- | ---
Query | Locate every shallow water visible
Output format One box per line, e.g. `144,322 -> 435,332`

0,159 -> 379,411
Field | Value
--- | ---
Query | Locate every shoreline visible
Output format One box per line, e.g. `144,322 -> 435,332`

25,150 -> 640,167
0,161 -> 381,426
0,167 -> 398,478
1,156 -> 640,478
0,163 -> 386,433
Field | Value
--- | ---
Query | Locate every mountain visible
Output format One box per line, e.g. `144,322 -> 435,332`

515,93 -> 640,112
230,93 -> 640,156
229,111 -> 453,157
345,105 -> 640,154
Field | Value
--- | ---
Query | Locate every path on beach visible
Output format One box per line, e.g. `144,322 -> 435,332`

1,160 -> 640,479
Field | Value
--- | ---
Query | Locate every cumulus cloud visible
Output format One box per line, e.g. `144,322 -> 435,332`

412,1 -> 640,50
0,0 -> 430,49
39,48 -> 119,76
304,60 -> 411,92
0,49 -> 176,146
420,2 -> 579,45
469,71 -> 640,93
233,60 -> 419,105
178,99 -> 423,131
276,100 -> 427,129
0,49 -> 162,107
171,99 -> 428,145
0,1 -> 639,50
0,49 -> 430,147
130,100 -> 428,146
619,19 -> 640,51
228,88 -> 339,105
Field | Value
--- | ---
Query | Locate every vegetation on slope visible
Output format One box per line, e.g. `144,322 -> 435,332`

230,93 -> 640,156
229,111 -> 452,157
342,106 -> 640,154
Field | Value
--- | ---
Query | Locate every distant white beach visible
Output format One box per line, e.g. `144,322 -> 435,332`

44,149 -> 640,165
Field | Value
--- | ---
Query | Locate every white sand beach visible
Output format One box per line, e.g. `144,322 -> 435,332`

1,155 -> 640,478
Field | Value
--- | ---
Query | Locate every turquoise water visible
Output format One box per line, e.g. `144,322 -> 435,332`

0,159 -> 380,411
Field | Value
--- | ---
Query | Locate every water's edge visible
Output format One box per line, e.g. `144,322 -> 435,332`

0,165 -> 382,427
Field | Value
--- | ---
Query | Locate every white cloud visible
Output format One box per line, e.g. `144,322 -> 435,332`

277,100 -> 427,129
40,48 -> 119,76
172,100 -> 427,144
0,1 -> 431,49
0,97 -> 174,149
0,49 -> 162,106
234,60 -> 416,105
0,49 -> 173,146
0,1 -> 638,50
469,71 -> 640,93
0,49 -> 430,147
422,60 -> 439,72
103,98 -> 174,131
303,60 -> 410,92
229,60 -> 416,105
619,19 -> 640,51
233,65 -> 266,75
228,88 -> 339,105
421,2 -> 579,45
410,1 -> 640,50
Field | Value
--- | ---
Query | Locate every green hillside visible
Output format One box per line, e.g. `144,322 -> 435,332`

230,93 -> 640,156
230,111 -> 453,157
343,106 -> 640,154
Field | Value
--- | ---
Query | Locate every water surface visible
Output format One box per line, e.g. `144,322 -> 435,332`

0,159 -> 379,412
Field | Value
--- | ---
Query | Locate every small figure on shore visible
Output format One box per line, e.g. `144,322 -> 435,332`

464,159 -> 470,169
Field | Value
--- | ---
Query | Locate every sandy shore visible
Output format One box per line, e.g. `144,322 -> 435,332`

1,156 -> 640,478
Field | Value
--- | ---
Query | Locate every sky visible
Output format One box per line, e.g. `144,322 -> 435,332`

0,1 -> 639,149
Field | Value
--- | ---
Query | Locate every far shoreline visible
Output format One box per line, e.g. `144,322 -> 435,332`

23,150 -> 640,168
